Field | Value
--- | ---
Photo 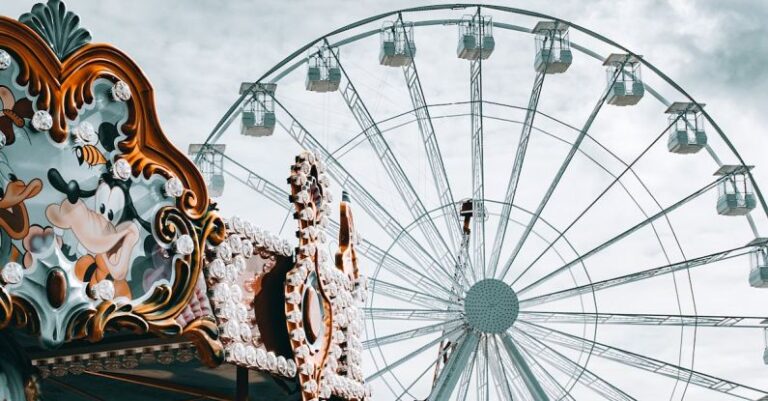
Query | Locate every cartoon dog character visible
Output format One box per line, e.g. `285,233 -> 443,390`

45,166 -> 149,299
0,155 -> 42,265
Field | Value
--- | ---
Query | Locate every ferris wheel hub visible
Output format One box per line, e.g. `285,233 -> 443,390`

463,279 -> 519,333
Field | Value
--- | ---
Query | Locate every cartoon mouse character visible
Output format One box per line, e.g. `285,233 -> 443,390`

0,152 -> 42,266
45,166 -> 150,299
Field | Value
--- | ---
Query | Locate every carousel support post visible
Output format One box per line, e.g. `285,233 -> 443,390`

236,366 -> 250,401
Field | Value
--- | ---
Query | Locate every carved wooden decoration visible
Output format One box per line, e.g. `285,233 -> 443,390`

0,0 -> 223,366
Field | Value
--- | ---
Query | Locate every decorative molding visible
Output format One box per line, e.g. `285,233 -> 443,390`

0,3 -> 223,362
19,0 -> 92,61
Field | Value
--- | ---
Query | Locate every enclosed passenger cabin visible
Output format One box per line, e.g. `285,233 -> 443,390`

665,102 -> 707,154
380,20 -> 416,67
239,82 -> 276,137
604,53 -> 645,106
306,46 -> 341,93
533,21 -> 572,74
188,144 -> 226,197
714,165 -> 756,216
457,14 -> 494,60
749,244 -> 768,288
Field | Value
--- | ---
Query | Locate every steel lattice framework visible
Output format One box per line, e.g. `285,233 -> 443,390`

196,4 -> 768,401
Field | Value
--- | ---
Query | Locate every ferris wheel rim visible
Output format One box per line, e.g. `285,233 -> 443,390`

201,4 -> 768,400
198,3 -> 768,222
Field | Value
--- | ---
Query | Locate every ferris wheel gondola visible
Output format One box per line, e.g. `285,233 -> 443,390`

192,4 -> 768,400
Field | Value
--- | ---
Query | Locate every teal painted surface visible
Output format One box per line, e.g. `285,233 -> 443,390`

19,0 -> 92,61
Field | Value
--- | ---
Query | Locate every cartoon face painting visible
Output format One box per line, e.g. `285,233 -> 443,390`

45,169 -> 143,298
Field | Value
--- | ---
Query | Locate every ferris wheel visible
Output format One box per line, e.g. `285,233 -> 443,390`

193,4 -> 768,400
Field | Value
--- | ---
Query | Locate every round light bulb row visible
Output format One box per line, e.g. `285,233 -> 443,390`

204,215 -> 297,378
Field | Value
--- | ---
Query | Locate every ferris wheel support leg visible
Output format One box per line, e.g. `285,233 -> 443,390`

518,321 -> 768,399
517,173 -> 738,296
498,57 -> 632,282
499,333 -> 549,401
513,337 -> 577,401
490,336 -> 517,400
430,331 -> 480,401
454,339 -> 478,401
510,328 -> 636,401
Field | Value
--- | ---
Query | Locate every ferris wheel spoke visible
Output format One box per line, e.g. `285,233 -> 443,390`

519,242 -> 761,307
489,336 -> 516,400
268,94 -> 462,291
369,278 -> 457,309
394,355 -> 440,400
510,328 -> 636,401
470,47 -> 486,281
518,321 -> 768,399
513,333 -> 577,401
354,233 -> 454,299
323,39 -> 464,285
364,319 -> 464,350
497,56 -> 633,282
488,33 -> 556,279
508,111 -> 687,286
367,326 -> 466,382
364,307 -> 462,321
519,310 -> 768,328
517,173 -> 738,297
454,341 -> 478,401
212,148 -> 455,297
499,333 -> 550,401
475,337 -> 490,401
430,330 -> 480,401
397,14 -> 464,259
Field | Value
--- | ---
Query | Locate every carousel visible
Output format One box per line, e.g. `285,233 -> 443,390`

0,1 -> 367,400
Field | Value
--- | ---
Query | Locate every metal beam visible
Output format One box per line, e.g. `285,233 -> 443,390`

397,15 -> 464,262
517,173 -> 739,296
325,40 -> 463,286
498,56 -> 631,281
363,319 -> 463,350
489,336 -> 516,400
476,337 -> 490,401
509,111 -> 688,286
369,278 -> 455,310
430,331 -> 480,400
367,326 -> 465,381
519,311 -> 768,328
364,307 -> 462,321
470,28 -> 486,279
519,243 -> 759,307
510,328 -> 636,401
519,321 -> 768,400
513,335 -> 577,401
499,333 -> 549,401
488,28 -> 556,279
214,147 -> 453,299
455,338 -> 478,401
500,333 -> 550,401
269,94 -> 461,291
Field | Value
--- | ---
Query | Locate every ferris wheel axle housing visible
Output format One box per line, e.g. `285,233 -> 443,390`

463,278 -> 519,333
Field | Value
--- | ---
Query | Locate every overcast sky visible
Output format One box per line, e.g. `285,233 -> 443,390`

3,1 -> 768,400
